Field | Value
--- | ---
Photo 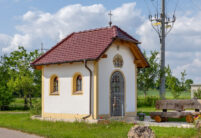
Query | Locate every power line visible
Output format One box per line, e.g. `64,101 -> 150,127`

173,0 -> 180,15
150,0 -> 159,14
149,0 -> 177,99
143,0 -> 153,16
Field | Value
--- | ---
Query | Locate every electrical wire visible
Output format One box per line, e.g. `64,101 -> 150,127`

151,0 -> 159,14
143,0 -> 153,16
173,0 -> 180,16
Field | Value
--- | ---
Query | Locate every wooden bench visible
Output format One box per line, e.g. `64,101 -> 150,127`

150,99 -> 201,123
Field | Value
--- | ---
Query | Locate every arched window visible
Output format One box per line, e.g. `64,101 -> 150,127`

50,75 -> 59,95
72,73 -> 83,95
113,54 -> 123,68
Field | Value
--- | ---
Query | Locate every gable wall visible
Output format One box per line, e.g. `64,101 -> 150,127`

98,44 -> 137,117
43,62 -> 94,117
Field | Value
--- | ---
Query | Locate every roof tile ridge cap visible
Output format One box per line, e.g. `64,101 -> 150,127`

31,32 -> 75,65
74,26 -> 111,34
116,26 -> 139,42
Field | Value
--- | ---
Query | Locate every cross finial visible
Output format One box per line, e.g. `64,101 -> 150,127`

108,10 -> 112,27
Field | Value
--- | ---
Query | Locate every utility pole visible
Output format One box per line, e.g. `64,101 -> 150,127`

149,0 -> 176,99
40,42 -> 44,53
37,42 -> 49,54
160,0 -> 166,99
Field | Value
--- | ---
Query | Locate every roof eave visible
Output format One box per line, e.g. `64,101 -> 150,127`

31,58 -> 96,67
115,37 -> 141,44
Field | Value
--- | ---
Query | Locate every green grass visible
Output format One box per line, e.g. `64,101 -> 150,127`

0,113 -> 131,138
138,89 -> 191,99
0,113 -> 199,138
151,126 -> 199,138
0,91 -> 197,137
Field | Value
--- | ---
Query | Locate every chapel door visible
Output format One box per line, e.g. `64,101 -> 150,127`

110,71 -> 125,116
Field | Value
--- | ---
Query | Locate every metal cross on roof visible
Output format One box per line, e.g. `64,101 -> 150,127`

108,10 -> 112,27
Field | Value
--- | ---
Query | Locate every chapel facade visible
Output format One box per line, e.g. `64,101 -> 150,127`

31,26 -> 149,121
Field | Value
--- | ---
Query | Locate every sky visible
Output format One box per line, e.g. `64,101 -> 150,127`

1,0 -> 201,83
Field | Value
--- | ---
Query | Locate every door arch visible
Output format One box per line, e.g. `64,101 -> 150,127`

110,71 -> 125,116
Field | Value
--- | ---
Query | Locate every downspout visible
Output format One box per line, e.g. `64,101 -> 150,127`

82,60 -> 93,120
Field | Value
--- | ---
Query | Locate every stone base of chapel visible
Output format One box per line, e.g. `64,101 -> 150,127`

31,112 -> 137,124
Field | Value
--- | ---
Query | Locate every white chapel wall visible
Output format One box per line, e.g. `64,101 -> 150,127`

43,62 -> 94,115
98,44 -> 136,115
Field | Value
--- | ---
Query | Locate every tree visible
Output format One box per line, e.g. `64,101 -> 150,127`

185,79 -> 193,91
137,51 -> 160,97
4,47 -> 41,109
0,59 -> 14,110
168,76 -> 182,99
137,51 -> 194,99
180,70 -> 187,91
166,68 -> 186,99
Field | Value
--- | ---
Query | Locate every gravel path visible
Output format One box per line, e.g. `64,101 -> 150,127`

134,116 -> 195,128
0,128 -> 43,138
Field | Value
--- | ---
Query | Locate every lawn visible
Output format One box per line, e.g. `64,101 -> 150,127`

0,90 -> 197,138
138,89 -> 191,99
0,113 -> 199,138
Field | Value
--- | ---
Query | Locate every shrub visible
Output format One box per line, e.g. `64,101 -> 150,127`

171,87 -> 182,99
30,99 -> 41,115
194,88 -> 201,99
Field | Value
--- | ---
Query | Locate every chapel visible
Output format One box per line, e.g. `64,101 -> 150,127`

31,26 -> 149,121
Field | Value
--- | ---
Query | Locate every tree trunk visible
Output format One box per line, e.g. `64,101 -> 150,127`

24,95 -> 28,110
29,93 -> 32,108
144,90 -> 147,98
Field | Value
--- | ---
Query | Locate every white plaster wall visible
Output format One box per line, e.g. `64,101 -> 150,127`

98,44 -> 136,115
43,62 -> 94,114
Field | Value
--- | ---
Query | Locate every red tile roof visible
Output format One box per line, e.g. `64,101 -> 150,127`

31,26 -> 147,67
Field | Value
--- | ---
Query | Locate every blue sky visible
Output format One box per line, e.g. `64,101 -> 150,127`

1,0 -> 201,83
0,0 -> 145,34
2,0 -> 195,34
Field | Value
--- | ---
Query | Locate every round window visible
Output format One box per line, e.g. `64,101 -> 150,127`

113,54 -> 123,68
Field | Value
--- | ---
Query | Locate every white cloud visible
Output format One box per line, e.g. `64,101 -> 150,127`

2,4 -> 108,52
136,11 -> 201,83
1,2 -> 201,83
0,34 -> 12,55
112,3 -> 144,34
2,3 -> 143,53
136,20 -> 159,51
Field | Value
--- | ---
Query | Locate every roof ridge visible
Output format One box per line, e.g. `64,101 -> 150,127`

74,26 -> 115,34
31,32 -> 75,65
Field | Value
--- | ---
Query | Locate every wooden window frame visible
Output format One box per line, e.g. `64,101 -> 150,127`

49,74 -> 60,96
72,73 -> 83,95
